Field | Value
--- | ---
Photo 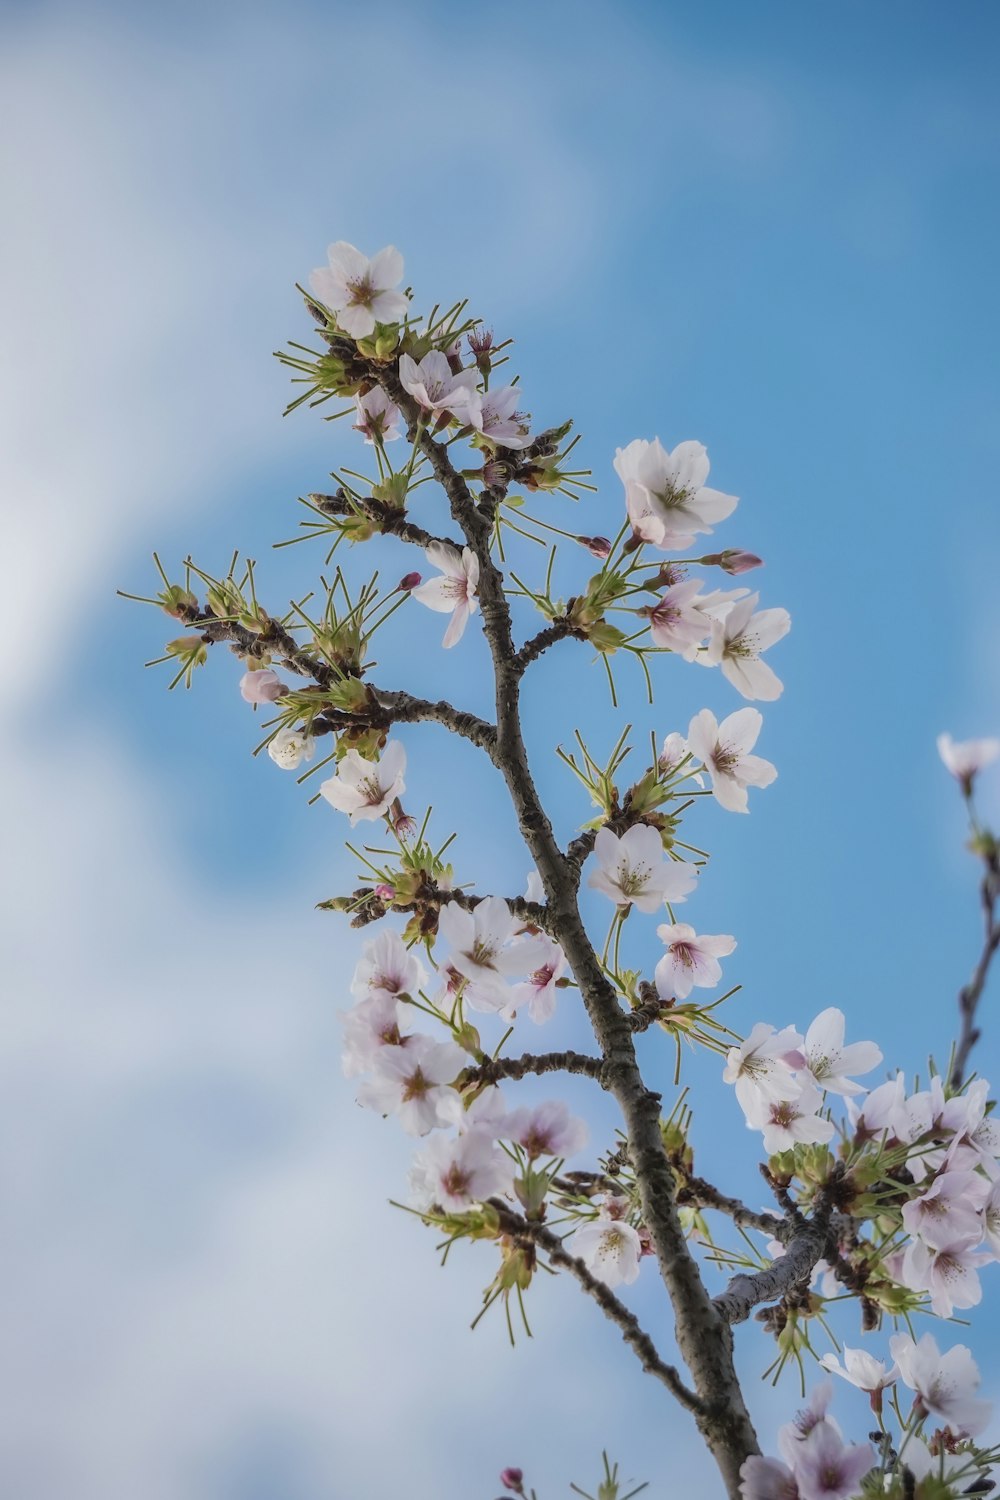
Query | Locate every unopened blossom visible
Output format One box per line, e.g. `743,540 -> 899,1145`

889,1331 -> 992,1436
937,732 -> 1000,791
703,593 -> 791,701
703,549 -> 764,575
573,1214 -> 642,1289
412,542 -> 480,647
409,1127 -> 514,1211
739,1456 -> 800,1500
724,1023 -> 804,1115
646,578 -> 713,658
456,1085 -> 510,1137
504,1100 -> 588,1160
340,990 -> 410,1078
267,726 -> 316,770
356,1034 -> 465,1136
469,383 -> 532,449
793,1421 -> 874,1500
438,897 -> 549,1012
308,241 -> 408,338
353,386 -> 401,444
398,571 -> 422,592
800,1008 -> 882,1097
505,934 -> 566,1024
240,668 -> 285,704
399,351 -> 479,420
577,534 -> 612,559
654,923 -> 736,1000
613,437 -> 738,551
901,1169 -> 987,1250
588,824 -> 697,913
687,707 -> 777,814
499,1468 -> 524,1495
900,1235 -> 992,1319
320,741 -> 407,824
351,927 -> 427,1001
744,1078 -> 836,1156
818,1348 -> 898,1403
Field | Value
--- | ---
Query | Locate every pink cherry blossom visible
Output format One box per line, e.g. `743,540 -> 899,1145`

308,241 -> 408,338
412,542 -> 480,647
240,668 -> 285,704
687,707 -> 777,814
743,1078 -> 836,1155
588,824 -> 697,913
503,1101 -> 588,1160
646,579 -> 713,658
657,731 -> 703,785
613,437 -> 738,551
792,1421 -> 874,1500
356,1034 -> 465,1136
340,991 -> 410,1078
800,1008 -> 882,1097
399,351 -> 479,421
901,1170 -> 987,1251
351,928 -> 427,1002
889,1332 -> 992,1436
409,1127 -> 514,1212
469,384 -> 532,449
319,740 -> 407,824
353,386 -> 401,444
900,1236 -> 992,1318
438,897 -> 549,1013
654,923 -> 736,1000
504,934 -> 566,1024
739,1456 -> 800,1500
702,593 -> 791,701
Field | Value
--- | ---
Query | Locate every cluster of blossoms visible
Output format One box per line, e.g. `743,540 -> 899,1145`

742,1335 -> 995,1499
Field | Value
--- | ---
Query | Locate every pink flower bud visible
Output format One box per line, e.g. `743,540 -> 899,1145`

576,534 -> 612,559
703,549 -> 763,575
374,883 -> 395,901
398,572 -> 422,592
499,1470 -> 524,1494
239,668 -> 285,704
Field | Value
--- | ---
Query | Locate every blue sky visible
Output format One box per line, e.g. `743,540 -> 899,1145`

2,2 -> 1000,1497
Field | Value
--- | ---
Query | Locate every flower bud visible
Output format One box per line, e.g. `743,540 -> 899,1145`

374,883 -> 395,901
576,535 -> 612,559
702,549 -> 763,575
240,668 -> 285,704
499,1469 -> 524,1494
398,571 -> 422,592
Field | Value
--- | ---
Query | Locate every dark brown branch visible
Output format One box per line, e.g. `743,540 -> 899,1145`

950,845 -> 1000,1089
308,490 -> 460,553
488,1201 -> 704,1415
513,618 -> 582,674
180,604 -> 336,684
712,1214 -> 833,1325
678,1176 -> 785,1240
334,885 -> 553,935
468,1050 -> 604,1085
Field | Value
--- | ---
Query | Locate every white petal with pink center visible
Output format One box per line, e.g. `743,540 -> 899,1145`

308,241 -> 408,339
900,1236 -> 993,1318
412,542 -> 480,647
354,386 -> 401,444
504,934 -> 566,1023
687,707 -> 776,814
408,1128 -> 515,1212
647,578 -> 713,658
319,740 -> 407,824
503,1100 -> 588,1161
743,1077 -> 835,1155
724,1023 -> 804,1115
654,922 -> 736,1000
937,732 -> 1000,784
588,824 -> 697,913
889,1332 -> 992,1436
800,1007 -> 882,1097
399,351 -> 479,420
468,383 -> 532,449
351,927 -> 427,1001
573,1215 -> 643,1289
702,593 -> 791,701
613,437 -> 738,551
355,1034 -> 466,1136
339,991 -> 411,1078
818,1347 -> 898,1396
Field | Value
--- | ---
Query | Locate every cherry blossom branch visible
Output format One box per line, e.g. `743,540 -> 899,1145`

950,842 -> 1000,1090
179,604 -> 336,684
676,1176 -> 785,1240
333,885 -> 552,934
513,619 -> 582,674
710,1174 -> 844,1324
364,391 -> 762,1496
488,1201 -> 704,1416
467,1050 -> 604,1085
308,490 -> 461,552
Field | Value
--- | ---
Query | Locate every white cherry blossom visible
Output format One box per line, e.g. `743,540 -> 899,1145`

399,351 -> 479,421
724,1023 -> 804,1116
799,1008 -> 882,1097
240,668 -> 285,704
793,1422 -> 874,1500
320,741 -> 406,824
503,1100 -> 588,1160
901,1169 -> 987,1251
743,1078 -> 835,1155
356,1034 -> 465,1136
351,928 -> 427,1002
900,1236 -> 993,1318
937,732 -> 1000,788
613,437 -> 738,551
438,897 -> 548,1013
687,707 -> 777,814
703,593 -> 791,701
469,383 -> 532,449
267,726 -> 316,771
658,731 -> 703,785
573,1213 -> 643,1289
412,542 -> 480,647
308,241 -> 408,338
588,824 -> 697,913
654,923 -> 736,1000
646,579 -> 713,658
889,1332 -> 992,1436
818,1348 -> 898,1399
505,934 -> 566,1024
340,990 -> 411,1078
738,1455 -> 800,1500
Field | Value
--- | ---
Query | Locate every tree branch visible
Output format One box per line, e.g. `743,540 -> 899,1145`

677,1176 -> 785,1240
488,1201 -> 704,1416
331,885 -> 553,935
308,490 -> 461,553
313,690 -> 498,758
468,1050 -> 605,1085
950,844 -> 1000,1089
513,618 -> 582,674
